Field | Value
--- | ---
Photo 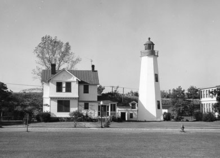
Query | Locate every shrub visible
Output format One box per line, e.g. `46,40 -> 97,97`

104,119 -> 110,127
163,112 -> 171,121
111,115 -> 117,122
193,111 -> 203,121
116,117 -> 123,122
36,112 -> 51,122
174,115 -> 183,121
50,117 -> 59,122
69,111 -> 84,121
202,112 -> 216,122
171,114 -> 183,121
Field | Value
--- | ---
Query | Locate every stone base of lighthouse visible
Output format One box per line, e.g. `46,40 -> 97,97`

138,52 -> 163,121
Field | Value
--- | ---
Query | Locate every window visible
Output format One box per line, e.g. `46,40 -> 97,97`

56,82 -> 62,92
157,101 -> 160,109
57,100 -> 70,112
98,105 -> 109,116
65,82 -> 71,92
131,103 -> 136,109
57,82 -> 71,92
155,74 -> 159,82
107,106 -> 109,116
206,90 -> 209,98
110,104 -> 116,112
84,85 -> 89,93
130,113 -> 133,119
98,106 -> 101,116
84,103 -> 89,110
200,91 -> 202,98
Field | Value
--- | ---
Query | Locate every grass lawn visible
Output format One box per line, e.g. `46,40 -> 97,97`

0,129 -> 220,158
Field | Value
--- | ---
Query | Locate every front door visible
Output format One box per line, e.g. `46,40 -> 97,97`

121,112 -> 126,121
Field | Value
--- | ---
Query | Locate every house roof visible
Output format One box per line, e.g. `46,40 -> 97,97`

98,100 -> 117,105
41,70 -> 99,85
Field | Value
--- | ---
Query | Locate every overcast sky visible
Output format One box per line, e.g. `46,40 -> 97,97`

0,0 -> 220,93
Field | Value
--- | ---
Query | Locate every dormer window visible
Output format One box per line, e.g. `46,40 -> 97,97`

131,103 -> 136,109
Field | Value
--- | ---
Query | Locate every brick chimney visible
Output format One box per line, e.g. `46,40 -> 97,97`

92,65 -> 95,71
51,64 -> 56,75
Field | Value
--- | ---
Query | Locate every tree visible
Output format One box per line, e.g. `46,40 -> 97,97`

186,86 -> 200,99
32,35 -> 81,80
161,90 -> 170,98
126,91 -> 139,97
97,85 -> 105,95
170,86 -> 188,119
210,88 -> 220,113
13,92 -> 43,119
0,82 -> 12,127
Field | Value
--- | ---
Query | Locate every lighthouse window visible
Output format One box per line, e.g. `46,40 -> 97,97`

157,101 -> 160,109
155,74 -> 159,82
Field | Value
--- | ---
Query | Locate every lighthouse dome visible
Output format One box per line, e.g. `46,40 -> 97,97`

144,38 -> 154,50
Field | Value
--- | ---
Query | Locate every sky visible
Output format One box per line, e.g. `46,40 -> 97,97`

0,0 -> 220,93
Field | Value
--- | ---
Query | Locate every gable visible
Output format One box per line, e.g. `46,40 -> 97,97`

51,70 -> 78,82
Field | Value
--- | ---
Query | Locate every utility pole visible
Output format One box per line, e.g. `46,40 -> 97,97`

122,87 -> 124,103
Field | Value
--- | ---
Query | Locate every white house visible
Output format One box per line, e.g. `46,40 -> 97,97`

97,97 -> 138,121
199,85 -> 219,115
42,64 -> 99,118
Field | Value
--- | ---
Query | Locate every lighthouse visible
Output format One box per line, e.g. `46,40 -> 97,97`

138,38 -> 163,121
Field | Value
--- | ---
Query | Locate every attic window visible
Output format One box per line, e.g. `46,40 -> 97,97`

131,103 -> 136,109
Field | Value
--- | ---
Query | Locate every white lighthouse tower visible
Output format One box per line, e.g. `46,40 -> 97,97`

138,38 -> 163,121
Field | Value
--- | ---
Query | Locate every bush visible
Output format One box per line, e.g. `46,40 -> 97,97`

202,112 -> 216,122
36,112 -> 51,122
171,114 -> 183,121
111,115 -> 117,122
69,111 -> 84,121
50,117 -> 59,122
104,119 -> 110,127
193,111 -> 203,121
69,110 -> 95,122
163,112 -> 171,121
174,115 -> 183,121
